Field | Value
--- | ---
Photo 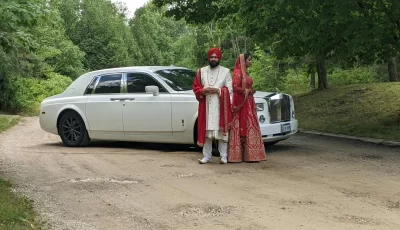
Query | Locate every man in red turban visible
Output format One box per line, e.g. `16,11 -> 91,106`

208,47 -> 222,63
192,47 -> 233,164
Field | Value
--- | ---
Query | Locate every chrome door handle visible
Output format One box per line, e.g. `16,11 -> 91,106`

110,98 -> 126,101
110,98 -> 135,101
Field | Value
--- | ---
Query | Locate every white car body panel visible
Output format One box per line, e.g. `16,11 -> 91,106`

39,66 -> 298,146
122,93 -> 172,134
86,94 -> 124,133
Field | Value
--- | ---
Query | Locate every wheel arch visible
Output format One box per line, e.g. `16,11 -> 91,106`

56,106 -> 89,134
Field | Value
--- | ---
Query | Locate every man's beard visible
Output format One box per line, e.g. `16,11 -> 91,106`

209,60 -> 220,68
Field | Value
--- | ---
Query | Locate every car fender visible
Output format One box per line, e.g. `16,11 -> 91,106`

56,104 -> 90,131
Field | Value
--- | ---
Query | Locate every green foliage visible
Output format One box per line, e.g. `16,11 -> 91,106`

129,3 -> 197,67
1,0 -> 399,116
2,73 -> 72,114
281,69 -> 311,96
153,0 -> 232,24
329,66 -> 380,86
59,0 -> 141,70
0,0 -> 45,51
32,1 -> 85,78
249,46 -> 286,92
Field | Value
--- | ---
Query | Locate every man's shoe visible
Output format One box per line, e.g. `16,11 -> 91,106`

198,157 -> 211,164
220,157 -> 227,164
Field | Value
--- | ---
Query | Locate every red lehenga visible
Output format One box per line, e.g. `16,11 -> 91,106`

228,54 -> 266,162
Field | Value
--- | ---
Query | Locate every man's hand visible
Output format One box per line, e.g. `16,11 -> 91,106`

208,88 -> 219,94
203,87 -> 219,95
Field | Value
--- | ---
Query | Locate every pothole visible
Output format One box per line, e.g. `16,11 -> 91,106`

350,153 -> 384,160
386,200 -> 400,209
175,173 -> 195,178
335,215 -> 380,225
69,177 -> 142,184
361,154 -> 383,160
173,203 -> 235,217
280,200 -> 317,206
337,188 -> 371,198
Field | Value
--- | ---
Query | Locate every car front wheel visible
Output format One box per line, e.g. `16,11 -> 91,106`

58,111 -> 90,147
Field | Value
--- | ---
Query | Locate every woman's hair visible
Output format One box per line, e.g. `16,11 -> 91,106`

244,51 -> 252,60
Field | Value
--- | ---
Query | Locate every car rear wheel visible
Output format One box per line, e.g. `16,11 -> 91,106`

58,111 -> 90,147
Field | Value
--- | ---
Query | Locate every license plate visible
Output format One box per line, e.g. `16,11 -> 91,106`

281,123 -> 291,133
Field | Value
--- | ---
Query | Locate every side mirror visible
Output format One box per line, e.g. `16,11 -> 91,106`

145,85 -> 159,96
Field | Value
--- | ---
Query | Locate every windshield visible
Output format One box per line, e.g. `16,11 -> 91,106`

154,68 -> 196,91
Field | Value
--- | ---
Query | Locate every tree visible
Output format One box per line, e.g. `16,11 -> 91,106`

59,0 -> 141,70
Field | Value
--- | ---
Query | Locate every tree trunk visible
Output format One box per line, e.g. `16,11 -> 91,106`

308,64 -> 316,89
387,57 -> 399,82
316,57 -> 328,90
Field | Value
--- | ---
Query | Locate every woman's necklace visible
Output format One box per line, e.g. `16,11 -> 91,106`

207,66 -> 220,86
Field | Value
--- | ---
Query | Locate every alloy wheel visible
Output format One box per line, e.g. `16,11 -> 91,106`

61,117 -> 81,143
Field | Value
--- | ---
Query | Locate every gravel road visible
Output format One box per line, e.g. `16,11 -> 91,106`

1,117 -> 399,230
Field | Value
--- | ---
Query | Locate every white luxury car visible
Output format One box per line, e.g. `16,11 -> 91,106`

39,66 -> 298,147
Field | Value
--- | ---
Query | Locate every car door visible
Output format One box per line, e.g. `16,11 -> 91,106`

122,72 -> 172,135
154,68 -> 199,133
85,73 -> 124,135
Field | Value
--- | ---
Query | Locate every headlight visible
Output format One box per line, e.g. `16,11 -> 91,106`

292,110 -> 295,118
256,103 -> 264,111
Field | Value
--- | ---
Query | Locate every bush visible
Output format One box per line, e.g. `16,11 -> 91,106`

282,68 -> 310,95
2,72 -> 72,114
249,46 -> 286,92
281,64 -> 385,95
328,66 -> 381,85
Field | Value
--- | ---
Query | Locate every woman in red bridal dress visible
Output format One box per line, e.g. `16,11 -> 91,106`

228,52 -> 267,163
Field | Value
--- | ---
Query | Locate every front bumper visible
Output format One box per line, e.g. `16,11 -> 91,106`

260,119 -> 298,142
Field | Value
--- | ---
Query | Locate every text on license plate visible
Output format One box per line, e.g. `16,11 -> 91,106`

281,123 -> 291,133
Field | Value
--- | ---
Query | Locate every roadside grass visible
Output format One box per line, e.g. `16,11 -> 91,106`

0,114 -> 20,134
293,82 -> 400,142
0,114 -> 45,229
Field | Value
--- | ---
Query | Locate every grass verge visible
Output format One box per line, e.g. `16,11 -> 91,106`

0,115 -> 21,134
0,114 -> 45,229
293,82 -> 400,142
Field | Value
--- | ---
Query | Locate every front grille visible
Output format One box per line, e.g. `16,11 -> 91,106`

265,94 -> 291,123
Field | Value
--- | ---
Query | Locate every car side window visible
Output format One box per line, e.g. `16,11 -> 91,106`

84,76 -> 99,95
126,73 -> 166,93
93,74 -> 122,94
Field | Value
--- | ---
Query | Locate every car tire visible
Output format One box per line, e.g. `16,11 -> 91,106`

58,111 -> 90,147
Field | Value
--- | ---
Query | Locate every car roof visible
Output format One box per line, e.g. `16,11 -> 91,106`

66,66 -> 196,96
82,66 -> 194,77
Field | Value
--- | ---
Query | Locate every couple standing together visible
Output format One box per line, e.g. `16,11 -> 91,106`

193,47 -> 266,164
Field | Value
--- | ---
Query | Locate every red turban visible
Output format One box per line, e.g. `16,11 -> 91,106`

208,47 -> 222,60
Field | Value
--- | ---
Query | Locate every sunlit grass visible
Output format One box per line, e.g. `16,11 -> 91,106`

293,82 -> 400,141
0,115 -> 45,229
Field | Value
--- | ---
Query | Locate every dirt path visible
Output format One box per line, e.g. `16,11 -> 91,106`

1,117 -> 399,230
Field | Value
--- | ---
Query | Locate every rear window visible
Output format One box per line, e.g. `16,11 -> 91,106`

93,74 -> 122,94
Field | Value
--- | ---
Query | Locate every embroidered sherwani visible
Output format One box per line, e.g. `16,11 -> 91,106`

200,66 -> 232,142
193,65 -> 232,161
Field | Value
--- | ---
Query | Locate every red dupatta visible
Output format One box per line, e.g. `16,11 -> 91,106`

192,68 -> 232,147
231,54 -> 251,137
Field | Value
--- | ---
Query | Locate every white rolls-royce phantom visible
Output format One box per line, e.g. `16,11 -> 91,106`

39,66 -> 298,147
